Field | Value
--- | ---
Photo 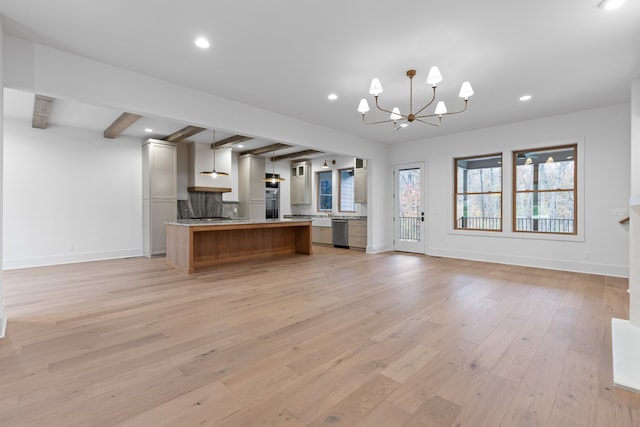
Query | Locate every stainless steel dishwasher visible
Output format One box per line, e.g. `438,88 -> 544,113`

332,219 -> 349,248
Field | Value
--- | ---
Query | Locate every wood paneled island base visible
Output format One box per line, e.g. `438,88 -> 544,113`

166,220 -> 312,273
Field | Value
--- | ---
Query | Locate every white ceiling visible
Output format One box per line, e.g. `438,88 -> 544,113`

1,0 -> 639,146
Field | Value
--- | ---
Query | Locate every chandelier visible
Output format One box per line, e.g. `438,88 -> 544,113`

357,67 -> 474,130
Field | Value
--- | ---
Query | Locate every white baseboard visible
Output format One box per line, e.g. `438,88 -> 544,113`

366,243 -> 391,254
428,247 -> 629,278
2,249 -> 144,270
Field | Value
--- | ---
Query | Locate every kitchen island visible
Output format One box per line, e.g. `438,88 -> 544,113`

165,219 -> 312,273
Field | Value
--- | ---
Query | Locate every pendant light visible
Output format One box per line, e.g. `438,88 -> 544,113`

200,130 -> 229,177
322,159 -> 335,169
261,151 -> 286,183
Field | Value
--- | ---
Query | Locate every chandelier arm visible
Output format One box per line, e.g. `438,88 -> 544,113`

374,96 -> 408,119
413,86 -> 438,116
415,99 -> 469,120
361,114 -> 405,125
414,117 -> 443,127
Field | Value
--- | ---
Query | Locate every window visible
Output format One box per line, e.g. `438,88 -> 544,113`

455,153 -> 502,231
339,168 -> 355,212
317,171 -> 332,211
513,145 -> 576,234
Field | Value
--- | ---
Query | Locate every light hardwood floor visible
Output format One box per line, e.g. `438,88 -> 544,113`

1,246 -> 639,426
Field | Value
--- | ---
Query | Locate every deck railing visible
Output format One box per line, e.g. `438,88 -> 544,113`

456,216 -> 574,233
398,217 -> 420,240
456,217 -> 501,230
515,218 -> 574,233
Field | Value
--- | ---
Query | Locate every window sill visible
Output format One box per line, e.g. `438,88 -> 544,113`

449,228 -> 584,243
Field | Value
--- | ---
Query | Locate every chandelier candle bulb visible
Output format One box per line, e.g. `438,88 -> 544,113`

459,81 -> 474,99
434,101 -> 447,115
358,99 -> 370,114
369,78 -> 383,96
426,66 -> 443,86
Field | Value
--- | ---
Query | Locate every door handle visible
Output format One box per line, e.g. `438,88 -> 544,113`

421,212 -> 425,222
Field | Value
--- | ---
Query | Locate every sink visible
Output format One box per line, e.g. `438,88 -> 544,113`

312,217 -> 332,227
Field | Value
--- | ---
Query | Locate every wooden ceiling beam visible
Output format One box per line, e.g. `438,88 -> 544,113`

214,135 -> 253,148
240,143 -> 292,156
272,149 -> 322,162
162,125 -> 206,143
103,112 -> 142,138
32,95 -> 54,129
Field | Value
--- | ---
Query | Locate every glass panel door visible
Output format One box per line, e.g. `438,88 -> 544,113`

394,162 -> 425,253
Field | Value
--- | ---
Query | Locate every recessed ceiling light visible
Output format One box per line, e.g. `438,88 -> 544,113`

237,144 -> 244,148
328,93 -> 338,101
195,38 -> 210,49
599,0 -> 625,10
144,128 -> 153,133
519,95 -> 532,101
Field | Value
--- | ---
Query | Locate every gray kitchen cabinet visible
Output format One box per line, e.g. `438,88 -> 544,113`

142,139 -> 177,257
312,226 -> 333,245
348,219 -> 367,250
239,154 -> 266,219
290,160 -> 311,205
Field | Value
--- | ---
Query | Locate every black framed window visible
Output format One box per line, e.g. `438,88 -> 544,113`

454,153 -> 502,231
513,144 -> 577,234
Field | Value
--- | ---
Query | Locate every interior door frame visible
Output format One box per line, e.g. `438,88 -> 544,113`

393,161 -> 426,254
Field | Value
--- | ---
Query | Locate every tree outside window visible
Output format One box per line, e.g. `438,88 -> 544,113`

513,145 -> 576,234
455,153 -> 502,231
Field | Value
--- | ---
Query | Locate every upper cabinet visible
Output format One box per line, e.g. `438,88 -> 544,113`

354,158 -> 367,203
291,160 -> 311,204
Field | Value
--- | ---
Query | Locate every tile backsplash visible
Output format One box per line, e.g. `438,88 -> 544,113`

178,192 -> 240,219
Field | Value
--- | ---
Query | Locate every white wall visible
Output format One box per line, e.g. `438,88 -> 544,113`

390,104 -> 631,277
0,21 -> 6,337
2,35 -> 390,252
3,117 -> 143,269
630,80 -> 640,324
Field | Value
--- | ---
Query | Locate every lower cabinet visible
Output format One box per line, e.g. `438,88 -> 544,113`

348,219 -> 367,250
312,226 -> 333,245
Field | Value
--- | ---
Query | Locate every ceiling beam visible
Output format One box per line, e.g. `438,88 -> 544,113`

214,135 -> 253,148
272,149 -> 322,162
103,112 -> 143,139
32,95 -> 54,129
240,143 -> 292,156
162,125 -> 206,143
